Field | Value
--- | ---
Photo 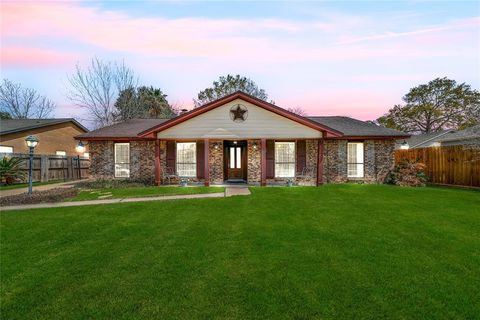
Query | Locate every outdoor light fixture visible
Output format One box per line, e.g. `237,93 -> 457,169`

76,141 -> 86,153
233,141 -> 237,145
252,142 -> 258,150
25,135 -> 39,195
400,140 -> 409,150
213,142 -> 220,150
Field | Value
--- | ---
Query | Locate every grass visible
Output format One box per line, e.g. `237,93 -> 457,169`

69,186 -> 225,201
0,179 -> 63,191
1,185 -> 479,319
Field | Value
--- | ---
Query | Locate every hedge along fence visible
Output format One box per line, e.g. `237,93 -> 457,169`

0,153 -> 90,182
395,146 -> 480,187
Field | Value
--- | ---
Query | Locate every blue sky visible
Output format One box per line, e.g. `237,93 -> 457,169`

1,1 -> 479,123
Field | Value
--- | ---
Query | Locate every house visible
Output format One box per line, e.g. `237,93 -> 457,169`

76,91 -> 409,186
399,125 -> 480,149
0,118 -> 89,156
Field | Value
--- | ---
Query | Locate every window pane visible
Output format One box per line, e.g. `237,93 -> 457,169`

347,142 -> 364,178
236,147 -> 241,169
230,147 -> 235,168
177,142 -> 196,177
56,151 -> 66,156
275,142 -> 295,177
115,143 -> 130,178
0,146 -> 13,153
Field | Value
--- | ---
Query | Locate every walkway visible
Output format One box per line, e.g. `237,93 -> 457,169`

1,187 -> 250,211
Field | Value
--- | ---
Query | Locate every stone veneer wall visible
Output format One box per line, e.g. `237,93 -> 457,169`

209,140 -> 224,184
129,140 -> 156,183
323,140 -> 348,183
247,140 -> 261,184
89,141 -> 115,179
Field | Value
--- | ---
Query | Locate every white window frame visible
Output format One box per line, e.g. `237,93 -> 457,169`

0,145 -> 14,154
347,142 -> 364,178
114,143 -> 130,178
176,142 -> 196,177
274,142 -> 296,178
56,150 -> 67,156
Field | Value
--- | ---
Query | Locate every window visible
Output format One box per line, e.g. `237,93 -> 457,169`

347,142 -> 364,178
229,146 -> 242,169
83,152 -> 90,159
0,146 -> 13,154
275,142 -> 295,178
114,143 -> 130,178
56,151 -> 66,156
176,142 -> 196,177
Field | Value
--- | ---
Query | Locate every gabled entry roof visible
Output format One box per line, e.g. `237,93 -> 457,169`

138,91 -> 343,138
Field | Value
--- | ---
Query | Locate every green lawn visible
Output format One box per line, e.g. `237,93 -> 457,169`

69,186 -> 225,201
1,185 -> 479,319
0,180 -> 63,191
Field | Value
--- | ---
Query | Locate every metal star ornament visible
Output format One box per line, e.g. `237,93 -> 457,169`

230,104 -> 248,122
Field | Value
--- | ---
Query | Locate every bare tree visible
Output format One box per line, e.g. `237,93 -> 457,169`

0,79 -> 55,119
67,57 -> 137,128
287,107 -> 308,116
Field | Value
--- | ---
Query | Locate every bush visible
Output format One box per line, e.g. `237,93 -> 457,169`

385,159 -> 428,187
0,157 -> 25,185
0,188 -> 79,206
74,179 -> 149,189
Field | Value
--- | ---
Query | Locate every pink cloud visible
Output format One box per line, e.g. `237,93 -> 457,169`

1,47 -> 80,67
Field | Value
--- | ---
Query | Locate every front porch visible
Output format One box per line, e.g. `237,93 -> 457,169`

154,138 -> 325,187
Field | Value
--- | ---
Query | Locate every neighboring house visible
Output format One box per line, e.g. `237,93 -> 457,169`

399,125 -> 480,149
77,91 -> 409,186
0,118 -> 89,156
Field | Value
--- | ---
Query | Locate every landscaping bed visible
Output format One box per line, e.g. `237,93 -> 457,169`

0,187 -> 79,206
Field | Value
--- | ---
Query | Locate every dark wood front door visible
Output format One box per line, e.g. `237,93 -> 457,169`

224,141 -> 247,181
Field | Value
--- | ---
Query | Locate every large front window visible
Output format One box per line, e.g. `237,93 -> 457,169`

347,142 -> 364,178
275,142 -> 295,178
176,142 -> 196,177
114,143 -> 130,178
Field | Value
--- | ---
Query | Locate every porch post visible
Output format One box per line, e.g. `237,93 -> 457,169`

317,136 -> 324,186
155,139 -> 162,186
204,138 -> 210,186
261,138 -> 267,186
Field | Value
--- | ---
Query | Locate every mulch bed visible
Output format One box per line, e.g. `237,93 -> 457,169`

0,188 -> 79,207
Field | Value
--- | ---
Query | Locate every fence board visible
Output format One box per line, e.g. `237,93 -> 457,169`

0,153 -> 90,183
395,146 -> 480,187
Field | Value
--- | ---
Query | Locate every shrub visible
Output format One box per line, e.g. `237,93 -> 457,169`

0,157 -> 25,185
75,179 -> 149,189
385,159 -> 428,187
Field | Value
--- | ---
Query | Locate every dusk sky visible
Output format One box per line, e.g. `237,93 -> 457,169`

1,1 -> 479,124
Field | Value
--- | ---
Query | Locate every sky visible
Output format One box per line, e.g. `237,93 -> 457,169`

1,0 -> 479,125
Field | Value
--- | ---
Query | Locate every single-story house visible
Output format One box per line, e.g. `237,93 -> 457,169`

399,125 -> 480,149
0,118 -> 89,156
77,91 -> 409,186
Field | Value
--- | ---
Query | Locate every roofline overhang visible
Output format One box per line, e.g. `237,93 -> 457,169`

138,91 -> 343,138
75,136 -> 155,141
328,135 -> 411,140
1,119 -> 88,135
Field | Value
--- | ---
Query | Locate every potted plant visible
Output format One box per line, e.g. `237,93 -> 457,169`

179,177 -> 189,187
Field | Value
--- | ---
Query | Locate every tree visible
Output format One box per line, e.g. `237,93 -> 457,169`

0,79 -> 55,119
377,78 -> 480,134
287,107 -> 308,116
0,111 -> 12,119
67,57 -> 137,128
114,86 -> 177,120
194,74 -> 270,107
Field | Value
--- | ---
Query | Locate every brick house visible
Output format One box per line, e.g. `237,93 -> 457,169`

1,118 -> 88,156
77,91 -> 409,186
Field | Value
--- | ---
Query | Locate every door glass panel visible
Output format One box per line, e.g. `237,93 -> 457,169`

236,147 -> 241,168
230,147 -> 235,168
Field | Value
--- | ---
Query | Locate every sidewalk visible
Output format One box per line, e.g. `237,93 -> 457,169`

1,187 -> 251,211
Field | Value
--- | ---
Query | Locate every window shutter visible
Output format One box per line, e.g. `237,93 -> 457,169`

166,141 -> 176,171
266,139 -> 275,179
196,140 -> 205,179
296,140 -> 306,174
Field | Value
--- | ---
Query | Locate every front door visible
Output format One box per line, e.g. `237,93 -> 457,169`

225,141 -> 247,181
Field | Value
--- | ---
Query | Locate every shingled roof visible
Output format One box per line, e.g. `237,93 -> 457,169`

0,118 -> 88,135
307,116 -> 408,137
77,118 -> 168,139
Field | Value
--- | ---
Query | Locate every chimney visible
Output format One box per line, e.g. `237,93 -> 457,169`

180,109 -> 188,114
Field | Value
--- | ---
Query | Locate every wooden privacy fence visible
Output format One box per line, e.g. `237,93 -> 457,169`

395,146 -> 480,187
0,153 -> 90,182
